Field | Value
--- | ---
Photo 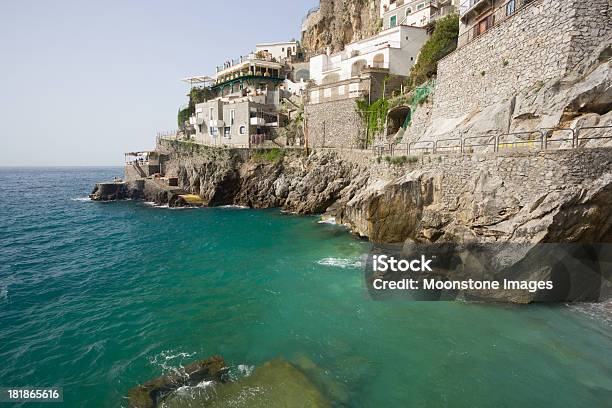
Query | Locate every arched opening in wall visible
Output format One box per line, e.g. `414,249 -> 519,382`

295,69 -> 310,82
351,59 -> 368,77
322,73 -> 340,84
373,54 -> 385,69
386,106 -> 412,138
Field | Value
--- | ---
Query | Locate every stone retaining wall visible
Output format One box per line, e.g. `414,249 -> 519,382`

305,98 -> 364,148
432,0 -> 611,120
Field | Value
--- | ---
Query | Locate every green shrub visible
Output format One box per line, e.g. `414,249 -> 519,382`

177,107 -> 193,127
250,148 -> 284,163
408,14 -> 459,86
356,98 -> 390,143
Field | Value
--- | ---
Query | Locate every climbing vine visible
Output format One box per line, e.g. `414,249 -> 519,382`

356,98 -> 389,141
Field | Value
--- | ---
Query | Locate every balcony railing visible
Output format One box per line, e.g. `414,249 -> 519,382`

458,0 -> 535,48
459,0 -> 489,16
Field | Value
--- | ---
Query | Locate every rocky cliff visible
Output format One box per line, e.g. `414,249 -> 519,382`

301,0 -> 381,57
153,141 -> 612,246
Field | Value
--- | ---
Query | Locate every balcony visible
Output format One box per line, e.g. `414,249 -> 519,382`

457,0 -> 535,48
459,0 -> 492,22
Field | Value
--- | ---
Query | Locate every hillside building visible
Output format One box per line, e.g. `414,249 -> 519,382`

255,41 -> 303,62
457,0 -> 534,47
307,25 -> 428,104
183,48 -> 308,147
381,0 -> 459,30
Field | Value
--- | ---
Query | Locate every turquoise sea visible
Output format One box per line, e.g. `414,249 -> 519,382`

1,167 -> 611,407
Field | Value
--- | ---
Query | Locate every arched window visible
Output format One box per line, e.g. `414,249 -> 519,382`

373,54 -> 385,69
351,60 -> 367,77
406,7 -> 412,16
239,126 -> 246,135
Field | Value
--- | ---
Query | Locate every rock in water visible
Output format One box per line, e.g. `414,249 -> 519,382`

127,355 -> 227,408
160,359 -> 331,408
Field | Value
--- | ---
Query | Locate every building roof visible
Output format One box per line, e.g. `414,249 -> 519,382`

215,59 -> 283,79
181,76 -> 214,85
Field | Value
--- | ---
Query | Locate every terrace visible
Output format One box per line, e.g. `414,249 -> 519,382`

213,58 -> 284,90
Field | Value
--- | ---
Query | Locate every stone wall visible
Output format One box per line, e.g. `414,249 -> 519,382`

305,98 -> 364,148
432,0 -> 611,120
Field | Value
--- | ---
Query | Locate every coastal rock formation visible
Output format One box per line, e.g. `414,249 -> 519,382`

153,141 -> 612,247
127,355 -> 228,408
301,0 -> 381,57
162,359 -> 330,408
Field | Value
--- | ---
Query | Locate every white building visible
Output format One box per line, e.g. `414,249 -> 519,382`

381,0 -> 459,29
309,25 -> 428,86
255,41 -> 300,62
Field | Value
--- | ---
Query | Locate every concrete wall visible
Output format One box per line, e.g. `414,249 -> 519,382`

305,98 -> 363,148
222,101 -> 251,146
255,42 -> 299,61
309,25 -> 427,85
432,0 -> 611,120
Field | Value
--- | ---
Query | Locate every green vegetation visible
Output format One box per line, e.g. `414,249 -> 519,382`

250,148 -> 284,163
177,87 -> 215,127
382,155 -> 419,166
356,98 -> 389,144
277,100 -> 304,146
407,13 -> 459,87
177,107 -> 192,127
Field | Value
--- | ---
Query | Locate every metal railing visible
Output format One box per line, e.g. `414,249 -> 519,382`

459,0 -> 488,15
497,130 -> 544,151
374,125 -> 612,157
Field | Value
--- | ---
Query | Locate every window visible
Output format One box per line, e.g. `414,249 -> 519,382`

224,127 -> 231,138
406,7 -> 411,15
211,127 -> 218,137
209,107 -> 214,119
230,109 -> 235,125
506,0 -> 516,16
417,3 -> 424,10
390,15 -> 397,27
239,125 -> 246,135
474,14 -> 495,37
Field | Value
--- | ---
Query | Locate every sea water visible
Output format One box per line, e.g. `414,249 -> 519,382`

0,168 -> 611,407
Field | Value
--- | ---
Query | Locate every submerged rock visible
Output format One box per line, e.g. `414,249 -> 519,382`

160,359 -> 330,408
127,355 -> 227,408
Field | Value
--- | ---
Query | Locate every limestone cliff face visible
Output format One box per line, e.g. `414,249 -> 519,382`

301,0 -> 381,57
156,141 -> 612,246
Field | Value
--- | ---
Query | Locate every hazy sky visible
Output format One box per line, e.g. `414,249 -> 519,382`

0,0 -> 315,166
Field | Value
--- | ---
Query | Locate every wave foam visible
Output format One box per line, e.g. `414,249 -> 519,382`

567,301 -> 612,327
318,217 -> 337,225
71,197 -> 92,202
149,350 -> 197,375
317,257 -> 362,269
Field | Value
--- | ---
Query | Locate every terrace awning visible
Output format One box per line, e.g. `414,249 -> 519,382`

181,76 -> 214,85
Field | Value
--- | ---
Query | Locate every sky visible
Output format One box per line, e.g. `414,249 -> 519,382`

0,0 -> 315,166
